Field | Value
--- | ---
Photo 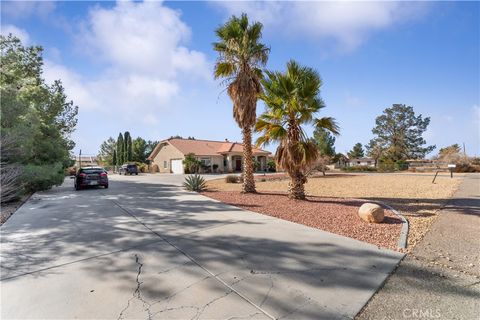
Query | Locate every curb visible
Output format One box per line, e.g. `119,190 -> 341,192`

361,199 -> 409,249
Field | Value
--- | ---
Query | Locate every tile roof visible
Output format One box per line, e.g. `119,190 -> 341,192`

148,138 -> 271,159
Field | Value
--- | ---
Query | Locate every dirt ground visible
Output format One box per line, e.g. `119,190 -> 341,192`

206,173 -> 462,249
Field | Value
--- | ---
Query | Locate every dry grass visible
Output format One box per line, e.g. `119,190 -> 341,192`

207,173 -> 462,249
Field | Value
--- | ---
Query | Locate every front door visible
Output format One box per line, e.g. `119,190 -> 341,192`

235,159 -> 242,171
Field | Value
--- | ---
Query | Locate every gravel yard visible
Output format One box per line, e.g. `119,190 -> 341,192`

203,191 -> 403,250
206,173 -> 462,250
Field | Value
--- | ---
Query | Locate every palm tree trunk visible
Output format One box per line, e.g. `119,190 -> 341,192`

288,171 -> 305,199
242,127 -> 256,193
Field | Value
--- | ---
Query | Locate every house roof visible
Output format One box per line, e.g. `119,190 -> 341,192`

348,157 -> 374,162
148,138 -> 271,160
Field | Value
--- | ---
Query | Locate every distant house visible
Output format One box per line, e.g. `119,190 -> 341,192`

72,155 -> 98,168
147,138 -> 271,174
347,157 -> 375,167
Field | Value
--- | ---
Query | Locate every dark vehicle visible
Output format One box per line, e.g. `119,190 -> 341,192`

119,164 -> 139,175
74,167 -> 108,190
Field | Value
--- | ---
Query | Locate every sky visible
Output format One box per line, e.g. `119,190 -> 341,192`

1,0 -> 479,157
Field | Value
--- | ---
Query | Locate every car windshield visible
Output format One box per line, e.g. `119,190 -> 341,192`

81,168 -> 104,174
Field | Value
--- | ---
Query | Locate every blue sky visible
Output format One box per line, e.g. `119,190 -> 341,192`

1,1 -> 479,157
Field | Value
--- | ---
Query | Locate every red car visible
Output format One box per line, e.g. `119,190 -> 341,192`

74,167 -> 109,190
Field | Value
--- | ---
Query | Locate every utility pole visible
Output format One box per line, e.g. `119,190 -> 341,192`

463,143 -> 466,157
79,149 -> 82,169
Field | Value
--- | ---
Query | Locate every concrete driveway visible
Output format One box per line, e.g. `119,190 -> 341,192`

1,174 -> 403,319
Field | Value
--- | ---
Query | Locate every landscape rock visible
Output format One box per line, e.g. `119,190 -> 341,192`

358,203 -> 385,223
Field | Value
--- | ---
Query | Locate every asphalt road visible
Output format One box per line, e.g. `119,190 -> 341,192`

1,173 -> 403,319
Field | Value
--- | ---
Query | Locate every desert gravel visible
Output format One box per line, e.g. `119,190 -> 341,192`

206,173 -> 461,250
202,191 -> 403,251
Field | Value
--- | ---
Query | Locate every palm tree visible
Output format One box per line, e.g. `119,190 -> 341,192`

213,14 -> 270,193
255,60 -> 339,199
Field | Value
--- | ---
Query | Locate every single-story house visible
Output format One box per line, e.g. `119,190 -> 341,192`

72,155 -> 98,168
147,138 -> 272,174
347,157 -> 376,167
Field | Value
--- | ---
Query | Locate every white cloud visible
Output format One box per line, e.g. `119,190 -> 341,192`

42,0 -> 210,126
214,1 -> 430,51
1,1 -> 56,20
1,24 -> 30,44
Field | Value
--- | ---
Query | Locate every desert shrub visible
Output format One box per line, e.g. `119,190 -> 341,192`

0,164 -> 23,203
378,160 -> 395,172
150,164 -> 159,173
225,175 -> 239,183
454,163 -> 480,173
183,174 -> 207,192
133,162 -> 147,173
342,166 -> 377,172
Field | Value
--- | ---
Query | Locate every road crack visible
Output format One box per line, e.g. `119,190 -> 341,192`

117,254 -> 152,320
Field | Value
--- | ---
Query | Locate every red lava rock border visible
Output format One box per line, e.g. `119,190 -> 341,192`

202,190 -> 403,251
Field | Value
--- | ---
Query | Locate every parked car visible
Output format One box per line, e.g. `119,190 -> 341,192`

119,164 -> 139,175
74,167 -> 108,190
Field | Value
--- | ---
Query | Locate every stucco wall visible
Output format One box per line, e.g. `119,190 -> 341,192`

152,143 -> 185,173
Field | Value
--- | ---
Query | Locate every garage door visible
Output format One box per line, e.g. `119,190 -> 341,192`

171,159 -> 184,174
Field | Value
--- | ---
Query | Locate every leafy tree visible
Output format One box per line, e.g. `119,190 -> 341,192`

256,60 -> 339,199
213,13 -> 270,193
348,143 -> 365,159
116,133 -> 124,165
97,137 -> 116,165
132,137 -> 147,163
145,140 -> 159,158
1,35 -> 78,199
366,138 -> 384,167
169,135 -> 183,139
371,104 -> 435,161
313,128 -> 336,157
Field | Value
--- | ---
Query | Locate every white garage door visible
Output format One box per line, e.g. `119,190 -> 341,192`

171,159 -> 184,174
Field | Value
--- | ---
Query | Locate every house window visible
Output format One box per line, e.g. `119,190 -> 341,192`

357,161 -> 361,164
223,156 -> 227,167
200,158 -> 211,166
164,161 -> 167,169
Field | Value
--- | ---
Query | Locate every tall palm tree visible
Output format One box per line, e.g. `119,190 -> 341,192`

255,60 -> 339,200
213,14 -> 270,193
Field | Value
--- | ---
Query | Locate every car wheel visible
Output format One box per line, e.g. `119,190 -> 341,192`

104,184 -> 109,189
135,173 -> 138,175
75,184 -> 80,191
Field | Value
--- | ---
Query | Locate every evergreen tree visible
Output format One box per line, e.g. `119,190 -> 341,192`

97,137 -> 116,165
124,131 -> 132,162
112,149 -> 117,166
1,35 -> 78,199
348,143 -> 365,158
371,104 -> 435,160
116,133 -> 124,165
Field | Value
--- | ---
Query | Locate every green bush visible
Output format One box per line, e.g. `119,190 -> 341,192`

22,163 -> 65,192
183,174 -> 207,192
395,160 -> 409,171
342,166 -> 377,172
225,175 -> 239,183
267,160 -> 276,172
